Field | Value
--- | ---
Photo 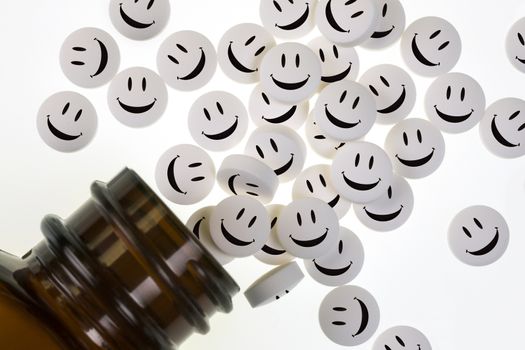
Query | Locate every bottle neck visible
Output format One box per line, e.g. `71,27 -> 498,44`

15,168 -> 238,350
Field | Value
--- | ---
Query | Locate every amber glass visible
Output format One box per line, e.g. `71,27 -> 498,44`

0,168 -> 239,349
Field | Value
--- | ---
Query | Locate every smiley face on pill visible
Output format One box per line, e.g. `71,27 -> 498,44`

109,0 -> 170,40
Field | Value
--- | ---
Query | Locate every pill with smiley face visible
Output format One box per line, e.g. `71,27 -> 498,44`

155,144 -> 216,205
425,72 -> 486,134
109,0 -> 170,40
331,141 -> 393,204
259,42 -> 321,103
157,31 -> 217,91
60,27 -> 120,88
354,175 -> 414,232
401,16 -> 462,77
314,80 -> 377,141
319,285 -> 380,346
249,84 -> 309,128
188,91 -> 249,151
259,0 -> 317,39
254,205 -> 295,265
218,23 -> 276,84
210,195 -> 271,257
359,64 -> 416,125
506,17 -> 525,73
373,325 -> 432,350
448,205 -> 510,266
385,118 -> 446,179
305,112 -> 348,159
362,0 -> 406,49
277,198 -> 340,259
292,164 -> 351,219
479,97 -> 525,158
107,67 -> 168,128
316,0 -> 380,46
37,91 -> 97,153
304,227 -> 364,286
308,36 -> 359,88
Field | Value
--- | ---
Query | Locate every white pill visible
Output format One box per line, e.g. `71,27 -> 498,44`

188,91 -> 249,152
259,0 -> 317,39
479,97 -> 525,159
448,205 -> 510,266
361,0 -> 406,50
107,67 -> 168,128
319,285 -> 380,346
209,196 -> 271,257
384,118 -> 446,179
245,125 -> 307,182
305,112 -> 348,159
315,0 -> 380,46
331,141 -> 393,204
314,80 -> 376,141
400,16 -> 461,77
244,261 -> 304,308
155,144 -> 215,205
60,27 -> 120,88
277,198 -> 340,259
259,42 -> 321,104
373,325 -> 432,350
157,31 -> 217,91
354,175 -> 414,232
217,154 -> 279,203
249,84 -> 309,128
255,205 -> 295,265
292,164 -> 351,219
358,64 -> 416,125
109,0 -> 170,40
218,23 -> 276,84
186,206 -> 234,265
506,17 -> 525,74
36,91 -> 97,153
304,227 -> 364,286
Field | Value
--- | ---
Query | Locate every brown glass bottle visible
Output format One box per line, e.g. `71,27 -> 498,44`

0,168 -> 239,350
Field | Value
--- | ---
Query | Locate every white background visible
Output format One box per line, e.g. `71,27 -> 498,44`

1,1 -> 524,349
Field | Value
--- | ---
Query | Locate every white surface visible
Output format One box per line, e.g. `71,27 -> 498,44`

1,1 -> 525,349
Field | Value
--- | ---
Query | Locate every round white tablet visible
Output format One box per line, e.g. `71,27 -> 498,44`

305,112 -> 348,159
276,198 -> 340,259
188,91 -> 249,152
259,0 -> 317,39
36,91 -> 97,153
209,196 -> 271,257
254,205 -> 295,265
506,17 -> 525,73
319,285 -> 380,346
155,144 -> 215,205
109,0 -> 170,40
373,325 -> 432,350
157,31 -> 217,91
244,261 -> 304,308
361,0 -> 406,49
60,27 -> 120,88
304,227 -> 364,286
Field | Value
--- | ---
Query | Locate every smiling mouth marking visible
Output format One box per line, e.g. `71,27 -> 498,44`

117,97 -> 157,114
275,3 -> 310,31
271,74 -> 310,90
516,56 -> 525,64
491,116 -> 521,148
396,148 -> 435,167
434,105 -> 474,123
313,260 -> 353,276
202,116 -> 239,140
228,41 -> 258,74
363,205 -> 403,222
221,219 -> 255,247
466,228 -> 499,256
119,3 -> 155,29
325,0 -> 350,33
289,228 -> 328,247
262,244 -> 287,256
177,48 -> 206,81
167,155 -> 187,195
411,33 -> 440,67
47,116 -> 82,141
342,172 -> 381,191
321,63 -> 352,83
262,105 -> 297,124
371,25 -> 395,39
327,195 -> 340,208
91,38 -> 108,78
353,297 -> 369,338
378,85 -> 406,114
325,105 -> 361,129
274,153 -> 295,176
